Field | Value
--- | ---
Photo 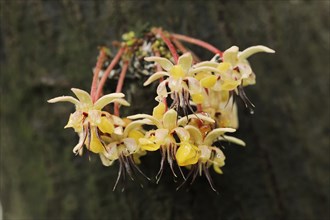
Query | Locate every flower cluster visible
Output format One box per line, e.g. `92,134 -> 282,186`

48,27 -> 274,191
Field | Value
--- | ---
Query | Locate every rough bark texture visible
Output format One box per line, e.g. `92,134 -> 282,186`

1,1 -> 329,220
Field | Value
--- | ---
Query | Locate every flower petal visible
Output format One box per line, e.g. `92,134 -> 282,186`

100,153 -> 114,166
200,75 -> 218,88
98,116 -> 115,134
71,88 -> 93,107
111,115 -> 126,126
176,142 -> 200,166
87,127 -> 105,153
238,45 -> 275,60
223,46 -> 239,65
173,127 -> 190,142
152,102 -> 166,119
212,148 -> 225,174
163,109 -> 177,130
104,142 -> 119,160
184,125 -> 203,145
155,128 -> 169,140
177,113 -> 215,126
156,80 -> 169,100
193,61 -> 218,69
219,135 -> 246,146
110,98 -> 130,106
143,71 -> 170,86
123,119 -> 151,137
189,66 -> 220,75
204,128 -> 236,146
178,53 -> 192,73
144,56 -> 173,71
123,138 -> 138,153
64,111 -> 84,132
127,114 -> 161,128
93,93 -> 125,110
139,137 -> 161,151
187,77 -> 201,94
72,132 -> 85,154
199,145 -> 212,163
47,96 -> 80,105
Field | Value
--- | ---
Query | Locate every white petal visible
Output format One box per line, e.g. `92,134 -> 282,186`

72,132 -> 85,154
123,119 -> 151,137
163,109 -> 178,130
127,114 -> 162,128
189,66 -> 220,75
71,88 -> 93,106
184,125 -> 203,145
93,93 -> 125,110
114,126 -> 123,135
156,80 -> 169,99
204,128 -> 236,146
178,53 -> 192,73
143,71 -> 170,86
193,61 -> 218,68
47,96 -> 79,105
111,115 -> 126,126
123,138 -> 138,153
168,78 -> 182,92
238,45 -> 275,60
187,77 -> 201,94
88,110 -> 102,126
223,46 -> 239,65
238,62 -> 253,79
99,153 -> 114,166
173,127 -> 190,142
104,142 -> 119,160
144,56 -> 173,71
199,145 -> 212,161
155,128 -> 169,140
177,113 -> 215,126
219,135 -> 246,146
110,98 -> 130,106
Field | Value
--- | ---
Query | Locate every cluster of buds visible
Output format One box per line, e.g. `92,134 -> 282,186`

48,27 -> 274,192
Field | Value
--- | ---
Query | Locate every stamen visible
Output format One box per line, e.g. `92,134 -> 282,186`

237,85 -> 255,114
202,163 -> 218,193
128,156 -> 150,181
113,157 -> 123,191
156,148 -> 166,183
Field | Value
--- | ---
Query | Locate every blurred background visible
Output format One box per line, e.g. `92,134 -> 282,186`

0,1 -> 329,220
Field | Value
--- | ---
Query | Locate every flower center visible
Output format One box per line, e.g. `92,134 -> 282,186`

170,65 -> 185,79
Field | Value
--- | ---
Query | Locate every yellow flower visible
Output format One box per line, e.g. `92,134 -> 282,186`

176,141 -> 200,166
48,88 -> 130,155
99,119 -> 148,166
98,119 -> 150,190
184,125 -> 245,174
143,53 -> 220,109
201,89 -> 239,129
129,103 -> 206,180
219,45 -> 275,90
192,45 -> 274,91
128,105 -> 180,152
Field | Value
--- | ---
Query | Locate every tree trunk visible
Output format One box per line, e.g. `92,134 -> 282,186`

1,1 -> 329,220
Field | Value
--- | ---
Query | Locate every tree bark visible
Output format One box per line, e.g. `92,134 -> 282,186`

1,1 -> 329,220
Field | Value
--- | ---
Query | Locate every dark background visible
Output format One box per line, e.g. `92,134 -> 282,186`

1,1 -> 329,220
